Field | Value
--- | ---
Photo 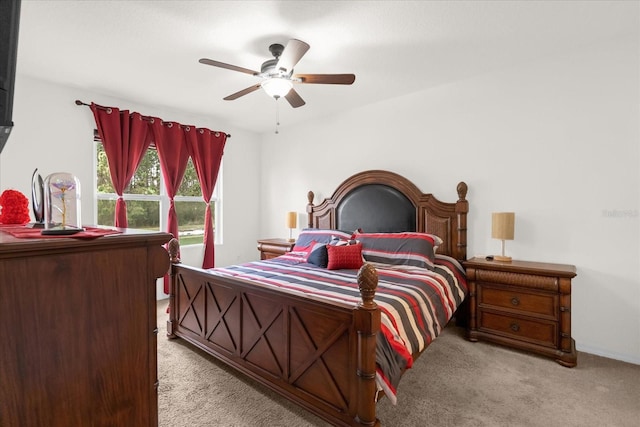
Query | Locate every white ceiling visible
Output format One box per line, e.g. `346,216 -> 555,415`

15,0 -> 638,134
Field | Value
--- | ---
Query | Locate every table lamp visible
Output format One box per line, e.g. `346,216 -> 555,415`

492,212 -> 515,262
286,211 -> 297,242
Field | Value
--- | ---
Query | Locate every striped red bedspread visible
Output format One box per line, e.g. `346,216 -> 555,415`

207,254 -> 467,404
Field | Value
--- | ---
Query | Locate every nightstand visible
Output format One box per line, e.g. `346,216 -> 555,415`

257,238 -> 295,260
463,257 -> 577,367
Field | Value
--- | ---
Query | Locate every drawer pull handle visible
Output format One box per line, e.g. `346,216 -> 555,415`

511,297 -> 520,306
510,323 -> 520,332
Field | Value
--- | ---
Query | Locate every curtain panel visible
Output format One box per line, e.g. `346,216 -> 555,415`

150,119 -> 190,294
90,103 -> 152,228
185,128 -> 227,269
150,120 -> 191,246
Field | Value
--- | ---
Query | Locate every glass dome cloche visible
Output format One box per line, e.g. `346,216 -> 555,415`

43,172 -> 82,232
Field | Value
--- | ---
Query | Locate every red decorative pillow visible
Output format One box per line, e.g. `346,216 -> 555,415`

326,243 -> 364,270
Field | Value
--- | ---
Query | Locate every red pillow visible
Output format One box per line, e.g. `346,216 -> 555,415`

326,243 -> 364,270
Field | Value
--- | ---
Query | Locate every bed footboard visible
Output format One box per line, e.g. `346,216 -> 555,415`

166,239 -> 381,426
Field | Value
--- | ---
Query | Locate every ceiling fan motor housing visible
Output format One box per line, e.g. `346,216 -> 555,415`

262,43 -> 289,76
261,59 -> 280,74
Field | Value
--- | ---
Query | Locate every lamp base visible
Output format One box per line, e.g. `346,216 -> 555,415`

493,255 -> 512,262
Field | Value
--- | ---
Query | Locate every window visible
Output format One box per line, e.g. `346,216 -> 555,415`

95,142 -> 222,245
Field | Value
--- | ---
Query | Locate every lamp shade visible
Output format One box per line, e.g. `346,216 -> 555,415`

491,212 -> 515,240
286,211 -> 297,229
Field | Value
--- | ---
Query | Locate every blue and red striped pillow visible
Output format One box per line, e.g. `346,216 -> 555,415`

357,232 -> 443,271
294,228 -> 354,247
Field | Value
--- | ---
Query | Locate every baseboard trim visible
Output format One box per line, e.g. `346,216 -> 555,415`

577,344 -> 640,365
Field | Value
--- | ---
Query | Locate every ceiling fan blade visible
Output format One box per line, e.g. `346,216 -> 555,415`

284,88 -> 306,108
276,39 -> 310,74
223,83 -> 262,100
199,58 -> 258,76
294,73 -> 356,85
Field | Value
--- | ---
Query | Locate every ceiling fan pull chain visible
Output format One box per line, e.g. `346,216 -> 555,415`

275,98 -> 280,134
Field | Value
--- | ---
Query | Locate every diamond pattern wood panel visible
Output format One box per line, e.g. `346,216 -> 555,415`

174,272 -> 355,414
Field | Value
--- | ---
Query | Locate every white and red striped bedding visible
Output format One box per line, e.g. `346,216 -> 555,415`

206,254 -> 467,404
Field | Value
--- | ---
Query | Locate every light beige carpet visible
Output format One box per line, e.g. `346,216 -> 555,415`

156,299 -> 639,426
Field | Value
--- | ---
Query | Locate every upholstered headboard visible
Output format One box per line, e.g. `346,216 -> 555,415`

306,170 -> 468,261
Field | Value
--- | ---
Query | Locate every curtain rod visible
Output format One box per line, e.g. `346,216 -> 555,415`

74,100 -> 231,138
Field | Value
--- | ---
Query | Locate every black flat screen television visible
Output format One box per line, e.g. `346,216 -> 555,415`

0,0 -> 21,155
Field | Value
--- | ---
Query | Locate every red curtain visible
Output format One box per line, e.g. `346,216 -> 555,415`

151,119 -> 191,293
185,128 -> 227,269
88,102 -> 229,294
90,104 -> 151,227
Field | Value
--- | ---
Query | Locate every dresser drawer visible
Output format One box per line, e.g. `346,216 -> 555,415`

479,311 -> 558,348
478,284 -> 558,321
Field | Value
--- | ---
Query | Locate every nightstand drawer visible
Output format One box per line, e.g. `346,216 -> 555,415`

479,311 -> 558,348
479,284 -> 558,321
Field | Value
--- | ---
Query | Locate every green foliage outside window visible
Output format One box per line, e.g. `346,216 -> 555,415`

97,199 -> 160,229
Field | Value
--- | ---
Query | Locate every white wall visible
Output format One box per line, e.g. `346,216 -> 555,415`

0,75 -> 263,297
259,36 -> 640,364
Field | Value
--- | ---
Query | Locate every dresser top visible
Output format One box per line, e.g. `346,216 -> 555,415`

0,227 -> 171,258
464,257 -> 577,278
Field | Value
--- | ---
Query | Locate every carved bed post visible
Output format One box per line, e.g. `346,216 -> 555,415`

166,238 -> 181,338
306,191 -> 315,228
455,182 -> 469,261
454,182 -> 470,327
354,263 -> 381,427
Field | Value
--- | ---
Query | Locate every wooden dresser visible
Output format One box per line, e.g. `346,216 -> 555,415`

257,238 -> 295,259
0,229 -> 171,427
464,257 -> 577,367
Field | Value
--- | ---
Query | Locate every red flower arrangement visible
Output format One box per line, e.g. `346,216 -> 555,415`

0,189 -> 31,225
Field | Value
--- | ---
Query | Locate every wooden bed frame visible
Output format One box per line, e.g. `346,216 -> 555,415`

167,170 -> 468,426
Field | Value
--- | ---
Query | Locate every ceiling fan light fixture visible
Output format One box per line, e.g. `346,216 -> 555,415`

261,78 -> 293,99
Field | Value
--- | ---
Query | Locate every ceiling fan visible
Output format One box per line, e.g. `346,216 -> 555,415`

199,39 -> 355,108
